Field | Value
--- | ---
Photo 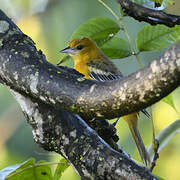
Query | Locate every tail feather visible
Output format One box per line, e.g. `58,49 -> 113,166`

128,122 -> 151,166
124,113 -> 151,166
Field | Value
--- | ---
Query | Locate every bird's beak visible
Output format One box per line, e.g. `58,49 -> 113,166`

60,46 -> 75,55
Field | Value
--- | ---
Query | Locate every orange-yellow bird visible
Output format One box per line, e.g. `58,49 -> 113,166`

60,37 -> 151,166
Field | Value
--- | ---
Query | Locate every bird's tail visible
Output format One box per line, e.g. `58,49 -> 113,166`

123,113 -> 151,167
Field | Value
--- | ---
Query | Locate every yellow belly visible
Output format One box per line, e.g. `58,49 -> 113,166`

75,62 -> 92,80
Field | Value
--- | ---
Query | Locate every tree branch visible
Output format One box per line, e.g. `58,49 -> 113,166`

0,14 -> 179,120
10,90 -> 158,179
116,0 -> 180,27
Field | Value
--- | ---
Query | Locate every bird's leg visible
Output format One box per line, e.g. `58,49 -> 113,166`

150,139 -> 160,171
124,113 -> 151,167
150,110 -> 160,171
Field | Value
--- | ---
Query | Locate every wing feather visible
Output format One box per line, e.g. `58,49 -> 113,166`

87,57 -> 123,82
87,57 -> 150,118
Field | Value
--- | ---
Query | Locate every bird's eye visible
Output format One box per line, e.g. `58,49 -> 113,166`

76,45 -> 84,50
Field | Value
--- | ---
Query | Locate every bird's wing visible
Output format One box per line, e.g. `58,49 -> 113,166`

87,58 -> 123,82
89,69 -> 123,82
87,58 -> 150,118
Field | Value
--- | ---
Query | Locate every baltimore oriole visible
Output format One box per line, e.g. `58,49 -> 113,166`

60,37 -> 151,166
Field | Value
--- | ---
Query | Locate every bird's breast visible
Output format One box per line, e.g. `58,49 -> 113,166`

74,61 -> 91,80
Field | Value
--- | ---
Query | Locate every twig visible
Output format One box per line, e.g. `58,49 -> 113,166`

116,0 -> 180,27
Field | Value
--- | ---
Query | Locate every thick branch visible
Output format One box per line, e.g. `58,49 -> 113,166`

10,90 -> 157,180
116,0 -> 180,27
0,10 -> 179,121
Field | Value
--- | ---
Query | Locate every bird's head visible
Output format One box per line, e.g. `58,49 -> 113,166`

60,37 -> 100,61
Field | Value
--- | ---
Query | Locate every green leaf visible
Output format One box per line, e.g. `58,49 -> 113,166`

1,158 -> 53,180
155,175 -> 165,180
0,158 -> 35,180
148,120 -> 180,159
162,93 -> 176,112
136,24 -> 180,52
173,86 -> 180,114
71,17 -> 120,47
54,158 -> 69,180
32,161 -> 53,180
101,37 -> 131,59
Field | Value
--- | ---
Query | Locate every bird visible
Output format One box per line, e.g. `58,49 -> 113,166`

60,37 -> 151,166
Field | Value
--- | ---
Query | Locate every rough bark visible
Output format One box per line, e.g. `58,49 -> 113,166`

10,90 -> 157,180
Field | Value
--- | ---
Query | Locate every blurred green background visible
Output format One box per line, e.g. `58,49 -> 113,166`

0,0 -> 180,179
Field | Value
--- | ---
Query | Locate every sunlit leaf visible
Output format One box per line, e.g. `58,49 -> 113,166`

0,158 -> 35,180
136,24 -> 180,52
172,86 -> 180,114
162,92 -> 176,112
54,158 -> 69,180
71,17 -> 120,46
1,158 -> 53,180
101,37 -> 131,59
155,175 -> 165,180
0,162 -> 29,180
148,120 -> 180,159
